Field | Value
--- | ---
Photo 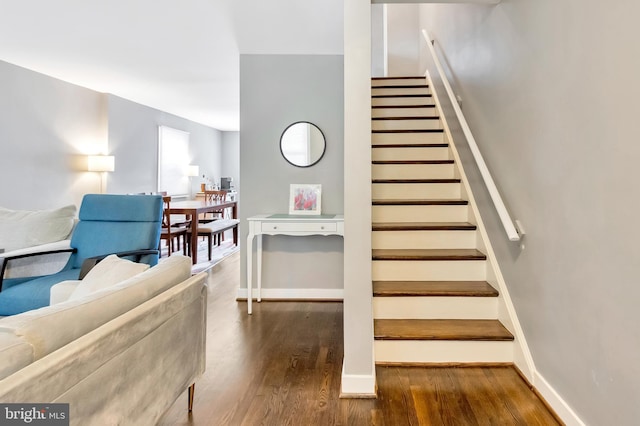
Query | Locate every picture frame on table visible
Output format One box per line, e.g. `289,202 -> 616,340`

289,184 -> 322,215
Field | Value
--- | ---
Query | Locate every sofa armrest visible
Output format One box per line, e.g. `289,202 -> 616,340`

49,280 -> 82,305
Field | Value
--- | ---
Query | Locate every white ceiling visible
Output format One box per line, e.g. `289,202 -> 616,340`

0,0 -> 344,131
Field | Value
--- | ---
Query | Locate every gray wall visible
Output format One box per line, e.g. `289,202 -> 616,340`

0,60 -> 224,212
420,3 -> 640,424
0,60 -> 106,210
107,95 -> 222,197
240,54 -> 344,293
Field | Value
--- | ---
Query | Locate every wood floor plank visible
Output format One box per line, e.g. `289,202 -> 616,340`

158,252 -> 559,425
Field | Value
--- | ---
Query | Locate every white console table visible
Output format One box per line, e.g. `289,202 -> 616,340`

245,214 -> 344,314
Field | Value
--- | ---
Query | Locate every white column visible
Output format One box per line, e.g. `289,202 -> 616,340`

342,0 -> 376,396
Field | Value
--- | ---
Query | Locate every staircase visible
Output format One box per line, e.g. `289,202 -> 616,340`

371,76 -> 514,364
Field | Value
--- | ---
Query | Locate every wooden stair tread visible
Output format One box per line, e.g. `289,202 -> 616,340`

373,281 -> 498,297
374,319 -> 514,341
372,143 -> 449,148
372,129 -> 444,133
372,84 -> 429,89
372,222 -> 476,231
372,76 -> 425,80
372,94 -> 433,98
372,104 -> 436,109
372,116 -> 440,121
372,199 -> 468,206
373,249 -> 486,261
372,160 -> 453,165
372,178 -> 461,184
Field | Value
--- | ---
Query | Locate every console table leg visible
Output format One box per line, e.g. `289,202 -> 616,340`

246,233 -> 254,314
257,235 -> 262,302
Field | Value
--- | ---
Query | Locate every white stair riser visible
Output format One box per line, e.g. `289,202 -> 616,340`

374,340 -> 513,364
372,260 -> 486,281
372,163 -> 454,179
372,97 -> 434,107
373,296 -> 498,319
372,230 -> 477,249
372,78 -> 425,87
372,87 -> 431,96
372,147 -> 450,161
372,107 -> 438,118
372,205 -> 469,222
372,183 -> 461,200
372,119 -> 442,131
372,132 -> 444,144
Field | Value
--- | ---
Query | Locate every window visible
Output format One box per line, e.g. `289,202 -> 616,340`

158,126 -> 190,196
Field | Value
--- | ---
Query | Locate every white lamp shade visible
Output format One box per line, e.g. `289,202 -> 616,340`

187,164 -> 200,177
88,155 -> 115,172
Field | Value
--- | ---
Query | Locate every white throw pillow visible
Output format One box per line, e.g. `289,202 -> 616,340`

68,255 -> 150,300
0,205 -> 76,252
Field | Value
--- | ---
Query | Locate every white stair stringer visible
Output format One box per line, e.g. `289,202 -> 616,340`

372,259 -> 486,281
372,182 -> 461,200
370,75 -> 524,369
375,340 -> 514,364
372,132 -> 444,144
372,118 -> 442,131
372,96 -> 434,107
372,77 -> 425,86
372,204 -> 469,223
372,230 -> 478,250
372,106 -> 438,118
371,87 -> 431,96
372,163 -> 455,179
373,296 -> 498,320
372,146 -> 449,162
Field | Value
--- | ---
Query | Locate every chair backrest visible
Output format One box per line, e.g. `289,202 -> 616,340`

162,196 -> 172,228
68,194 -> 163,269
204,190 -> 227,203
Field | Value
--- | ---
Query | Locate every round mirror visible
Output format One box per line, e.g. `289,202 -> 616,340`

280,122 -> 326,167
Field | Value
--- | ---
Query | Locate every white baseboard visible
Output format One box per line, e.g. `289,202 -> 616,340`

534,371 -> 585,426
340,361 -> 377,397
236,287 -> 344,300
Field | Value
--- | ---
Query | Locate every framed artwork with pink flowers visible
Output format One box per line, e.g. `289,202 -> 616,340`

289,184 -> 322,215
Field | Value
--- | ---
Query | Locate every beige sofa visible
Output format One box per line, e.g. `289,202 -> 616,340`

0,255 -> 207,425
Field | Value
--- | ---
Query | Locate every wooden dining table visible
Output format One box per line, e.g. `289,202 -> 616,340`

167,199 -> 238,264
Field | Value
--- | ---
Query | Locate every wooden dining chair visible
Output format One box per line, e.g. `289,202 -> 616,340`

199,190 -> 228,223
159,196 -> 189,256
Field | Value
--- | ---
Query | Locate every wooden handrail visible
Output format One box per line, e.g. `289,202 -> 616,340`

422,29 -> 522,242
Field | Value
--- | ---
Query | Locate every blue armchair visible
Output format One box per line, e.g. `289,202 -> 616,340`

0,194 -> 163,315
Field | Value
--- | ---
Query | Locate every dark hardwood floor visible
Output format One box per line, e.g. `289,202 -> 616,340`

158,252 -> 561,426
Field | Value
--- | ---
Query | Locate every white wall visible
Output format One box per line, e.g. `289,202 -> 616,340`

107,95 -> 222,197
0,60 -> 105,210
239,54 -> 344,295
419,3 -> 640,424
386,4 -> 420,76
0,60 -> 223,212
